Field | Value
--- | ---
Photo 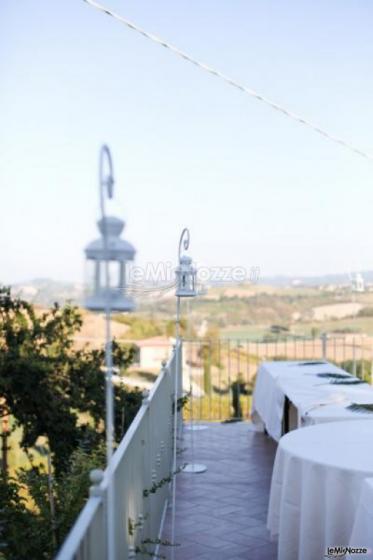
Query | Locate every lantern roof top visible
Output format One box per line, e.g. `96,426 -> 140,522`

98,216 -> 124,237
85,216 -> 136,260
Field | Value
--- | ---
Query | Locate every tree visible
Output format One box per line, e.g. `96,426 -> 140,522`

0,287 -> 140,474
0,474 -> 49,560
0,287 -> 142,558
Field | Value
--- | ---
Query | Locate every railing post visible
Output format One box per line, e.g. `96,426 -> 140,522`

142,389 -> 150,406
321,333 -> 327,360
89,469 -> 104,498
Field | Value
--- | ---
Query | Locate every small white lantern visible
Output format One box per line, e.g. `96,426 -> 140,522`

84,145 -> 136,312
175,229 -> 197,298
85,216 -> 136,311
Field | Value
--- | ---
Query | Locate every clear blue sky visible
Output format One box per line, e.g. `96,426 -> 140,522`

1,0 -> 373,284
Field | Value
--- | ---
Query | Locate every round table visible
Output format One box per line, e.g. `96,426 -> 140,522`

267,420 -> 373,560
349,477 -> 373,558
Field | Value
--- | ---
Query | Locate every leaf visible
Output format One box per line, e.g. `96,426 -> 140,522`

347,403 -> 373,413
316,373 -> 351,379
330,379 -> 365,385
297,361 -> 327,366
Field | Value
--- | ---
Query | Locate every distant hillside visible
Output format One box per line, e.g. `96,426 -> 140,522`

7,278 -> 84,306
261,271 -> 373,287
5,269 -> 373,306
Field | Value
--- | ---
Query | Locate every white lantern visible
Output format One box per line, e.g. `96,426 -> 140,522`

85,216 -> 135,311
175,229 -> 197,298
84,145 -> 136,312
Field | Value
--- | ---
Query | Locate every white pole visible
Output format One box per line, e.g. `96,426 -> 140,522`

187,301 -> 195,466
105,292 -> 115,560
171,297 -> 181,560
100,145 -> 115,560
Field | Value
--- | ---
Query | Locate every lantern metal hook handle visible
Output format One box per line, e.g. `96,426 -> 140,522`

178,228 -> 190,263
99,144 -> 114,221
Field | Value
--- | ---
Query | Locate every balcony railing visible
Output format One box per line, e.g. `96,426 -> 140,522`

183,334 -> 373,421
56,341 -> 182,560
56,332 -> 372,558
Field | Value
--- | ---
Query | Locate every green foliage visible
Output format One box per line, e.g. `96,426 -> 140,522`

112,315 -> 163,339
0,475 -> 51,560
0,442 -> 107,560
347,403 -> 373,414
198,329 -> 222,396
203,357 -> 212,395
112,314 -> 190,339
0,288 -> 82,473
0,287 -> 139,473
339,359 -> 372,382
332,327 -> 360,334
0,288 -> 142,559
329,379 -> 364,385
175,394 -> 189,413
164,318 -> 188,338
143,464 -> 186,497
136,538 -> 180,559
52,443 -> 106,544
316,373 -> 350,379
230,374 -> 250,419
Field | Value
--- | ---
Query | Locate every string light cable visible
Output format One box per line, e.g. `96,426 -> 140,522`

82,0 -> 373,162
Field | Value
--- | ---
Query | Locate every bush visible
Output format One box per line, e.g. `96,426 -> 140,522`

358,307 -> 373,317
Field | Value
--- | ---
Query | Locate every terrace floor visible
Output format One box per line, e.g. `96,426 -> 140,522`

160,421 -> 278,560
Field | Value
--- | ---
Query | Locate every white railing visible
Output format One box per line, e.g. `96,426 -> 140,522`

56,341 -> 182,560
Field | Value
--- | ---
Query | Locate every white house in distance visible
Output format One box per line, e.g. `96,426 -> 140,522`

131,336 -> 172,371
128,336 -> 204,397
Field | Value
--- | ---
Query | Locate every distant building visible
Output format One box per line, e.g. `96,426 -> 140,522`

131,336 -> 172,371
130,336 -> 204,396
351,272 -> 365,293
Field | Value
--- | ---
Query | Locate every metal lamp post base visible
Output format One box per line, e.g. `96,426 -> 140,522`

184,424 -> 208,431
183,463 -> 207,474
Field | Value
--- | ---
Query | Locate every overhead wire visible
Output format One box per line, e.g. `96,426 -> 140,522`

82,0 -> 373,162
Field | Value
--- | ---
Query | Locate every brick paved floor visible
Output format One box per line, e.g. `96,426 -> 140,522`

160,422 -> 278,560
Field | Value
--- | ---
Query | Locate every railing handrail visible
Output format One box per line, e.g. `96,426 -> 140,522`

109,353 -> 171,478
56,343 -> 178,560
55,497 -> 102,559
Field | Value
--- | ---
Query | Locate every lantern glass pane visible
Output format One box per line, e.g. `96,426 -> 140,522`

107,261 -> 120,290
124,261 -> 136,287
84,260 -> 98,298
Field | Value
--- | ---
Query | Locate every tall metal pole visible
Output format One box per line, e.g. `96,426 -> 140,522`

171,296 -> 181,560
100,145 -> 116,560
171,228 -> 192,559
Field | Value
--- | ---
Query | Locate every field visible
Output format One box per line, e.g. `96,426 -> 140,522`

222,317 -> 373,339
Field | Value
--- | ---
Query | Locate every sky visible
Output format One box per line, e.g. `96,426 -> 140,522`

1,0 -> 373,284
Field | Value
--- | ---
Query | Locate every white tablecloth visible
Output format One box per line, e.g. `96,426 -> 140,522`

268,421 -> 373,560
252,360 -> 373,440
348,477 -> 373,558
